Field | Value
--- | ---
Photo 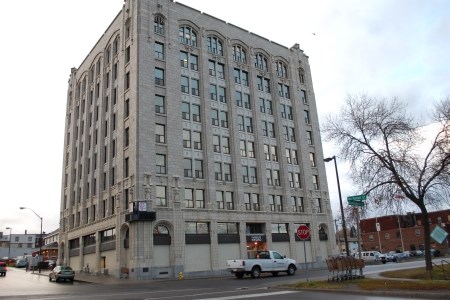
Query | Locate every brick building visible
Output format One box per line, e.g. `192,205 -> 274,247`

59,0 -> 336,279
360,209 -> 450,254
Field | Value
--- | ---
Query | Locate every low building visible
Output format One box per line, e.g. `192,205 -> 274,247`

360,209 -> 450,254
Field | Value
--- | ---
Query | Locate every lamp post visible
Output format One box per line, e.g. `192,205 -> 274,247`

5,227 -> 12,259
20,207 -> 43,273
324,155 -> 350,256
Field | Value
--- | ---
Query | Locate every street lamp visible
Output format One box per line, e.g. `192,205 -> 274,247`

324,155 -> 350,256
5,227 -> 12,259
20,207 -> 43,273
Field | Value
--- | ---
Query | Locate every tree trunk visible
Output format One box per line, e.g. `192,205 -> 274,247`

420,208 -> 433,275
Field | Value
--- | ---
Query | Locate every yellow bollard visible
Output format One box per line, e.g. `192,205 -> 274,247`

178,271 -> 184,280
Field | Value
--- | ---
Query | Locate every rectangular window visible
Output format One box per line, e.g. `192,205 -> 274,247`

215,162 -> 222,181
213,135 -> 221,153
156,154 -> 166,174
155,124 -> 165,143
194,159 -> 203,178
218,86 -> 226,103
243,93 -> 251,109
185,188 -> 194,208
248,141 -> 255,158
235,91 -> 242,107
183,158 -> 192,177
156,185 -> 167,206
249,167 -> 257,184
222,136 -> 230,154
233,68 -> 241,84
181,76 -> 189,93
180,51 -> 188,68
216,191 -> 224,209
183,129 -> 191,148
240,140 -> 247,157
155,95 -> 165,114
196,189 -> 205,208
316,198 -> 322,213
182,102 -> 190,120
307,131 -> 313,145
192,131 -> 202,150
192,104 -> 201,122
304,110 -> 310,124
310,152 -> 316,167
155,42 -> 164,59
313,175 -> 319,190
155,68 -> 165,86
210,84 -> 217,101
301,90 -> 307,103
191,78 -> 200,96
226,191 -> 234,210
211,109 -> 219,126
224,163 -> 232,181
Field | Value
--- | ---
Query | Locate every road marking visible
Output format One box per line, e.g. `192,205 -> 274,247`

198,290 -> 298,300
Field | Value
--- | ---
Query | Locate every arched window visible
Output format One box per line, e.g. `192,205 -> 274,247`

125,18 -> 131,39
179,26 -> 197,47
207,36 -> 223,56
276,61 -> 288,78
113,36 -> 120,56
153,224 -> 171,245
154,224 -> 170,235
232,45 -> 247,64
299,68 -> 306,84
105,45 -> 111,64
254,53 -> 268,71
154,15 -> 164,35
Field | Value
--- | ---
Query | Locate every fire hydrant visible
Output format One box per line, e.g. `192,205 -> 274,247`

178,271 -> 184,280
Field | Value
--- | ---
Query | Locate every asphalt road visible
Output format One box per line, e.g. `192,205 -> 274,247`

0,259 -> 439,300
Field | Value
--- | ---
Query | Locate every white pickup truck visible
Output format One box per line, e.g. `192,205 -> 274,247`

226,250 -> 297,278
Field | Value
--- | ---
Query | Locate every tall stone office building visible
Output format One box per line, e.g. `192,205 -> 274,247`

60,0 -> 336,279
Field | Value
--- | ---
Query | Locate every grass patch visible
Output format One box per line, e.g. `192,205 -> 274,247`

286,266 -> 450,292
381,265 -> 450,280
287,278 -> 450,291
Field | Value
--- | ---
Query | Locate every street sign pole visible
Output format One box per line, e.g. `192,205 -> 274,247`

297,224 -> 311,283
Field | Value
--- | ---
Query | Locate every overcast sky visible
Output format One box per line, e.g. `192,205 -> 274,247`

1,0 -> 449,236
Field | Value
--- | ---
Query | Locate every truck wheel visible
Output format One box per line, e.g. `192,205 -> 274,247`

250,266 -> 261,278
235,272 -> 244,279
271,272 -> 279,276
287,264 -> 296,276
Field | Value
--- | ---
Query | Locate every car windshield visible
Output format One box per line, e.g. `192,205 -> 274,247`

61,266 -> 73,271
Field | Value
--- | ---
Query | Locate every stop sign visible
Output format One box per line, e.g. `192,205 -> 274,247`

297,224 -> 310,240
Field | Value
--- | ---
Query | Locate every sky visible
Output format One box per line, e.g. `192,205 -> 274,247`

1,0 -> 449,236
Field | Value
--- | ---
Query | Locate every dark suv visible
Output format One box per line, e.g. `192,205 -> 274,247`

0,262 -> 7,276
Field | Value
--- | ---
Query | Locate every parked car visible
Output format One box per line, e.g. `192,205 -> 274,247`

0,262 -> 7,276
226,250 -> 297,278
49,266 -> 75,282
393,252 -> 410,262
45,260 -> 56,270
353,251 -> 384,262
425,249 -> 441,257
15,259 -> 27,268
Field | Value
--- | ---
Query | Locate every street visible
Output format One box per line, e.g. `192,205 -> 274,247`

0,259 -> 438,300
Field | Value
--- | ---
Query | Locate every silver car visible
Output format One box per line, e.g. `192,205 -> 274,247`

49,266 -> 75,282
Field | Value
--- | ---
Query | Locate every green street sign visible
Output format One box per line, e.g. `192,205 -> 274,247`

348,201 -> 364,207
348,198 -> 365,206
347,194 -> 367,202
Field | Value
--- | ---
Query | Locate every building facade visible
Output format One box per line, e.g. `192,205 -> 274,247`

0,232 -> 40,259
360,209 -> 450,254
59,0 -> 336,279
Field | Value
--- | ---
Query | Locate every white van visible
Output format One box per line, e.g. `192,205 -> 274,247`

353,251 -> 381,261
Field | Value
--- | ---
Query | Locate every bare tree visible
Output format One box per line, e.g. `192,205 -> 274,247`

323,94 -> 450,273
